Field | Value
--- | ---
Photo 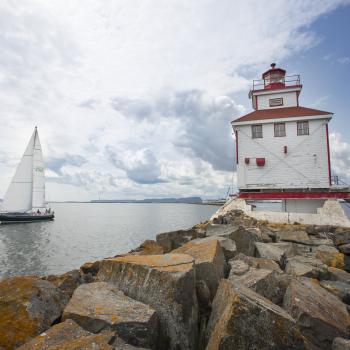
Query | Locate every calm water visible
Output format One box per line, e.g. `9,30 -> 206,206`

0,203 -> 218,279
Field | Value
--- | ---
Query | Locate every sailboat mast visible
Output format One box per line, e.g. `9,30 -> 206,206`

32,127 -> 46,210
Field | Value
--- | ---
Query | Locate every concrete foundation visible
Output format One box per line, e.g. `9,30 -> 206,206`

212,198 -> 350,228
282,199 -> 326,214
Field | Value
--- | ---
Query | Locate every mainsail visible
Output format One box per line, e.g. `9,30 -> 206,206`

2,127 -> 46,212
32,130 -> 45,209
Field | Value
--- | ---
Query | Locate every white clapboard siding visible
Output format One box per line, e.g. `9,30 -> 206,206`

257,90 -> 298,110
236,118 -> 330,189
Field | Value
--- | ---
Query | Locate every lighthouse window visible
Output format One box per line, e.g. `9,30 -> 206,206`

274,123 -> 286,137
269,98 -> 283,107
297,121 -> 309,136
252,124 -> 263,138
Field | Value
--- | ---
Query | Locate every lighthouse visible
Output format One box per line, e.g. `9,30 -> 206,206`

231,64 -> 350,217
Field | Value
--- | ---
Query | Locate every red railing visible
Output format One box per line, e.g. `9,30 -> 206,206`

252,74 -> 301,91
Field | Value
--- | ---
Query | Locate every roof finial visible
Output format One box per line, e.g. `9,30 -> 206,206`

271,63 -> 276,69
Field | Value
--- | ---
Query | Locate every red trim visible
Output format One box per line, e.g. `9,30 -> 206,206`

238,191 -> 350,200
262,68 -> 286,79
235,130 -> 238,164
251,84 -> 302,94
326,124 -> 332,186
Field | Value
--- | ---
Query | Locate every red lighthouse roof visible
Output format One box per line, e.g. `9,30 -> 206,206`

232,106 -> 332,123
262,63 -> 286,79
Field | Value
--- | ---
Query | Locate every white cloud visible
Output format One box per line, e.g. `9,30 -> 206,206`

330,132 -> 350,183
337,56 -> 350,64
0,0 -> 349,200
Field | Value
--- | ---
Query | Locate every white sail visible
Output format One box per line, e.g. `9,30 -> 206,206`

2,130 -> 36,212
32,129 -> 45,209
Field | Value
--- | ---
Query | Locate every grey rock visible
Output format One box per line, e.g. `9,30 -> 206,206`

338,243 -> 350,254
97,254 -> 198,350
273,242 -> 297,257
172,238 -> 226,300
284,255 -> 329,279
229,267 -> 290,305
254,242 -> 285,264
43,269 -> 82,300
156,228 -> 200,253
63,282 -> 158,348
17,319 -> 92,349
232,253 -> 282,272
283,277 -> 350,349
319,280 -> 350,304
332,337 -> 350,350
333,228 -> 350,246
276,230 -> 312,245
196,280 -> 211,311
204,223 -> 239,239
230,226 -> 263,256
193,235 -> 237,261
206,280 -> 308,350
328,267 -> 350,284
228,260 -> 250,277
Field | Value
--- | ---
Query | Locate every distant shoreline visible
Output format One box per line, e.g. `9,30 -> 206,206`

48,201 -> 224,206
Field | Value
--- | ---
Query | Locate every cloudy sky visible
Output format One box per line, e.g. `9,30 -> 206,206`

1,0 -> 350,201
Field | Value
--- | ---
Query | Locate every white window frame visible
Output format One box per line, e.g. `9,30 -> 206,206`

252,124 -> 263,139
297,121 -> 309,136
274,122 -> 286,137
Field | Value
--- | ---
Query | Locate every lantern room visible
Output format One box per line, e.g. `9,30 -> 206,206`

262,63 -> 286,89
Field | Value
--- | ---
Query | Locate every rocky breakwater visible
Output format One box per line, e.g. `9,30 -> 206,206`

2,210 -> 350,349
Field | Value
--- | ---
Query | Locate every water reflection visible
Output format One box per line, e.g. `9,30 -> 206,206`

0,221 -> 53,278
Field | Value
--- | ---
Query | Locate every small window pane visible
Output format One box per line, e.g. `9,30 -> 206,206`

297,121 -> 309,135
252,124 -> 263,138
274,123 -> 286,137
269,98 -> 283,107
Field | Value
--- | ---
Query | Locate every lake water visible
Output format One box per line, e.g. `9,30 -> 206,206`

0,203 -> 218,279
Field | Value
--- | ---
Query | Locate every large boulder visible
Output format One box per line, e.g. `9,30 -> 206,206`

338,243 -> 350,254
18,319 -> 149,350
229,267 -> 290,305
328,267 -> 350,284
17,319 -> 98,349
204,223 -> 240,239
0,276 -> 66,350
333,228 -> 350,246
205,280 -> 308,350
62,282 -> 158,348
230,226 -> 263,256
198,236 -> 237,261
156,228 -> 203,253
97,254 -> 198,350
283,277 -> 350,349
232,253 -> 282,272
43,269 -> 82,300
315,245 -> 345,269
319,280 -> 350,304
254,242 -> 286,265
284,255 -> 329,279
228,260 -> 250,277
172,238 -> 226,299
129,240 -> 165,255
333,337 -> 350,350
276,230 -> 312,245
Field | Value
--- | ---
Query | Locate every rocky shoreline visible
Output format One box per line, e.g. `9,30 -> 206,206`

1,208 -> 350,349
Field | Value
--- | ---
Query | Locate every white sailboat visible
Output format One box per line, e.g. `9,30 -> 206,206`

0,127 -> 54,223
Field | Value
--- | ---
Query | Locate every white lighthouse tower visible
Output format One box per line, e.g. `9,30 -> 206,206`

229,64 -> 350,223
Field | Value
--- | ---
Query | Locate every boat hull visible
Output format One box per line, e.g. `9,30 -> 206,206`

0,213 -> 54,224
